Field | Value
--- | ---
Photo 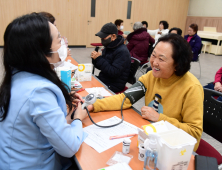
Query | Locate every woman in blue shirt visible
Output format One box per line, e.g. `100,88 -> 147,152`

0,13 -> 88,170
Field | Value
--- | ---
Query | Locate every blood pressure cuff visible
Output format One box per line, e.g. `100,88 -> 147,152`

123,81 -> 147,104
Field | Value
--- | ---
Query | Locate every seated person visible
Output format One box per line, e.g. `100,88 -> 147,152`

169,27 -> 182,36
88,34 -> 203,152
38,11 -> 71,57
204,67 -> 222,101
184,24 -> 202,61
142,21 -> 148,29
91,23 -> 131,93
148,20 -> 169,46
0,13 -> 88,169
126,22 -> 155,65
114,19 -> 127,38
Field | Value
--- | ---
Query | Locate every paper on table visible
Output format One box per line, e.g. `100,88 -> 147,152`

98,162 -> 132,170
112,154 -> 131,164
83,116 -> 138,153
85,87 -> 112,97
61,61 -> 78,70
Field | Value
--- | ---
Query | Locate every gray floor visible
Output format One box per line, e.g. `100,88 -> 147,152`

0,47 -> 222,157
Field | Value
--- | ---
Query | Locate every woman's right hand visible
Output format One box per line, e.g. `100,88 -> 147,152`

74,102 -> 88,121
66,102 -> 88,124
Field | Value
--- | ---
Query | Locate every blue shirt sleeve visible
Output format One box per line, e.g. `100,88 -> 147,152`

29,86 -> 87,158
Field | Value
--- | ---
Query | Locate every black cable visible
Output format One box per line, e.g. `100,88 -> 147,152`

85,97 -> 126,128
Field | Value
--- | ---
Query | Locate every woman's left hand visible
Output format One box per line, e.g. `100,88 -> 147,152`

70,91 -> 84,103
141,106 -> 160,122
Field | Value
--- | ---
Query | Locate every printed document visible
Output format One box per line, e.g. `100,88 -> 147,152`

85,87 -> 112,97
83,116 -> 138,153
98,162 -> 132,170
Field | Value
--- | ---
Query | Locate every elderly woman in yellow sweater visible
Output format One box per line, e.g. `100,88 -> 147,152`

88,34 -> 203,151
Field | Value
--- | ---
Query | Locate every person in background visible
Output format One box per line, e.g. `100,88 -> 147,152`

88,34 -> 203,152
142,21 -> 148,29
114,19 -> 127,38
204,67 -> 222,101
38,11 -> 56,26
39,12 -> 70,56
169,27 -> 182,36
127,22 -> 155,65
0,13 -> 88,170
184,24 -> 202,61
91,23 -> 131,93
148,20 -> 169,46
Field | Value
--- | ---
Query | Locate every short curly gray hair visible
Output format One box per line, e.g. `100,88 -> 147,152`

133,22 -> 143,31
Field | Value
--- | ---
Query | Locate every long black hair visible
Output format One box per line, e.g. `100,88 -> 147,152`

0,13 -> 74,121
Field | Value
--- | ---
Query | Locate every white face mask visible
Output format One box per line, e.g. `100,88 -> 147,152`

50,41 -> 67,68
120,25 -> 124,30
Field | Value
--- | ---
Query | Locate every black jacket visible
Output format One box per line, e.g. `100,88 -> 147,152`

93,35 -> 131,92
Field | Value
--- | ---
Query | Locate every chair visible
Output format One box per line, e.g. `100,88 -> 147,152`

202,41 -> 212,54
123,31 -> 131,35
191,44 -> 203,79
90,43 -> 103,47
135,61 -> 151,78
134,43 -> 153,78
127,57 -> 141,84
196,88 -> 222,168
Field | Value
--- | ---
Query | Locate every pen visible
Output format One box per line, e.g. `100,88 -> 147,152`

109,133 -> 137,140
76,88 -> 85,93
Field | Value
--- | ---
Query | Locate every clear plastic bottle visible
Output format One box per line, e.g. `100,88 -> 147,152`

143,134 -> 159,170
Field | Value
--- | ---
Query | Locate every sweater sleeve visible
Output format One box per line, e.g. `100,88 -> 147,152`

214,67 -> 222,83
93,93 -> 132,112
158,84 -> 203,151
29,87 -> 86,157
148,34 -> 155,45
148,29 -> 158,36
93,48 -> 130,78
161,29 -> 169,36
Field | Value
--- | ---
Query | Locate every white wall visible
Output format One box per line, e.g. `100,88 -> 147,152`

188,0 -> 222,16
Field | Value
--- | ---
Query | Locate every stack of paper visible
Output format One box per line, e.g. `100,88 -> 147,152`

83,116 -> 138,153
85,87 -> 112,97
98,162 -> 132,170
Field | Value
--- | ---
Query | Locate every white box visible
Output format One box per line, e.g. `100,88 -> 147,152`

77,63 -> 92,82
157,129 -> 197,170
140,121 -> 196,170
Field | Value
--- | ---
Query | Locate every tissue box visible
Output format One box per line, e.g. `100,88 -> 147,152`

78,64 -> 92,82
61,69 -> 71,92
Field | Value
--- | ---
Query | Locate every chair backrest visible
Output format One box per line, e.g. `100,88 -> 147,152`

123,31 -> 131,35
198,44 -> 203,56
203,27 -> 217,32
128,57 -> 141,84
193,43 -> 203,62
203,88 -> 222,143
